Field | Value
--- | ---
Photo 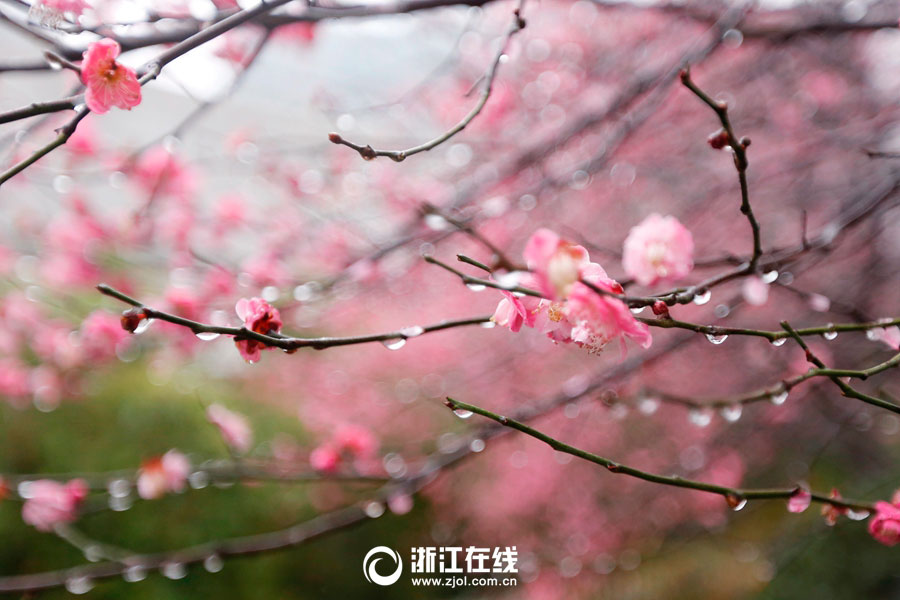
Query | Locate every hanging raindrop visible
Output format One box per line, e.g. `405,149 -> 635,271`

726,495 -> 748,511
706,333 -> 728,345
453,409 -> 474,419
161,562 -> 187,580
720,404 -> 743,423
195,331 -> 220,341
630,306 -> 646,315
770,338 -> 786,347
133,318 -> 152,334
465,283 -> 486,292
770,388 -> 789,406
688,408 -> 713,428
761,270 -> 778,284
693,290 -> 712,305
123,565 -> 147,583
203,554 -> 224,573
846,509 -> 870,521
480,321 -> 496,329
638,398 -> 660,415
382,338 -> 406,351
65,576 -> 93,595
822,325 -> 838,341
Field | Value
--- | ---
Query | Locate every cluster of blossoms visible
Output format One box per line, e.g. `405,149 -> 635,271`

492,227 -> 659,355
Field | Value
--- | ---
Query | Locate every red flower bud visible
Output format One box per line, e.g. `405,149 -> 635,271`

120,308 -> 148,333
707,129 -> 729,149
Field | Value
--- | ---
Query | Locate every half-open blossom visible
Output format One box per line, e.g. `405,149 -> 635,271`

822,488 -> 847,526
234,297 -> 282,363
869,500 -> 900,546
206,404 -> 253,454
21,479 -> 88,531
622,214 -> 694,287
523,228 -> 590,299
561,278 -> 652,354
787,487 -> 812,513
81,38 -> 141,114
491,290 -> 535,332
136,450 -> 190,500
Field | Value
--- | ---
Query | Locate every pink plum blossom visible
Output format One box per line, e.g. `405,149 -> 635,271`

491,290 -> 536,332
206,404 -> 253,454
522,228 -> 590,299
622,213 -> 694,287
310,445 -> 341,473
869,325 -> 900,351
334,424 -> 377,457
21,479 -> 88,531
869,499 -> 900,546
234,297 -> 282,363
80,39 -> 141,114
742,276 -> 769,306
136,450 -> 191,500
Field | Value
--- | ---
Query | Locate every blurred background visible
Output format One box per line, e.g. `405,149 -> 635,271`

1,0 -> 900,597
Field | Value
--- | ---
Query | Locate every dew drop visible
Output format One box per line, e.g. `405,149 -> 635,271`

761,270 -> 779,284
630,306 -> 645,315
161,562 -> 187,580
720,404 -> 743,423
424,214 -> 449,231
195,331 -> 220,341
65,576 -> 93,594
203,554 -> 224,573
364,501 -> 385,518
822,325 -> 838,341
399,326 -> 424,338
133,318 -> 152,334
727,495 -> 748,511
866,329 -> 878,341
770,389 -> 789,406
706,333 -> 728,345
847,509 -> 870,521
770,338 -> 786,347
688,408 -> 713,428
638,397 -> 660,415
453,409 -> 474,419
189,471 -> 209,489
693,290 -> 711,305
480,320 -> 496,329
123,565 -> 147,583
465,283 -> 487,292
382,338 -> 406,351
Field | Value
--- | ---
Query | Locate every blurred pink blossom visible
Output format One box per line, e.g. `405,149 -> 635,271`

137,450 -> 191,499
869,499 -> 900,546
622,213 -> 694,287
21,479 -> 88,531
206,404 -> 253,454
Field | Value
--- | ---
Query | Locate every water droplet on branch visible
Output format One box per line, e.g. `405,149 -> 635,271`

706,333 -> 728,345
382,338 -> 406,351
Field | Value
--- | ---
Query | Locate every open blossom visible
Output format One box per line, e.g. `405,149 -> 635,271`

234,297 -> 282,363
206,404 -> 253,454
136,450 -> 190,500
622,214 -> 694,287
493,231 -> 651,354
523,228 -> 590,299
22,479 -> 88,531
869,498 -> 900,546
81,38 -> 141,114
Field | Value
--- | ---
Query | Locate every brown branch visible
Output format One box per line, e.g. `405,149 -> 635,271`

328,2 -> 525,162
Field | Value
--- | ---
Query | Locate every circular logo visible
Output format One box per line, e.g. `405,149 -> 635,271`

363,546 -> 403,586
